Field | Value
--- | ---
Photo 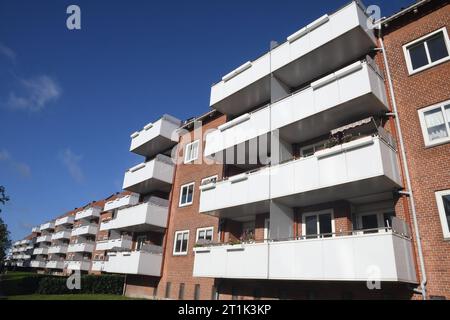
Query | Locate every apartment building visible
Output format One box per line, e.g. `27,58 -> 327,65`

379,0 -> 450,299
4,0 -> 449,300
5,236 -> 34,269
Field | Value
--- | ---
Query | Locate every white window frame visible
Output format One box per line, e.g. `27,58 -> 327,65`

299,140 -> 328,158
403,27 -> 450,75
435,190 -> 450,240
418,100 -> 450,147
184,140 -> 200,164
173,230 -> 190,256
302,209 -> 335,238
196,227 -> 214,242
179,182 -> 195,207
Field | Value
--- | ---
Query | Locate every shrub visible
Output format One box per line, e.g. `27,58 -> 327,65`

1,274 -> 46,296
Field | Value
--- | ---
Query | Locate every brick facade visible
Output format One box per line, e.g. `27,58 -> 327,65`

381,0 -> 450,299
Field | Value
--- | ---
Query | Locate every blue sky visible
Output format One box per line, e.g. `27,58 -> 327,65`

0,0 -> 412,241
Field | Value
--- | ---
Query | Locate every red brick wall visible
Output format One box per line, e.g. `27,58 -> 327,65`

155,114 -> 226,300
382,2 -> 450,299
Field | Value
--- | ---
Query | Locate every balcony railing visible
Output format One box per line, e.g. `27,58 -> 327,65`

200,136 -> 402,216
36,234 -> 52,243
33,247 -> 48,255
32,226 -> 40,233
129,114 -> 181,158
71,224 -> 98,237
55,215 -> 75,226
210,1 -> 376,115
204,59 -> 388,157
68,242 -> 95,253
40,221 -> 55,231
104,193 -> 140,212
30,260 -> 46,268
91,260 -> 105,272
75,207 -> 102,221
66,260 -> 91,271
48,245 -> 69,254
193,228 -> 417,283
95,236 -> 133,251
46,260 -> 65,269
100,198 -> 169,232
104,249 -> 163,276
51,230 -> 72,240
123,154 -> 175,194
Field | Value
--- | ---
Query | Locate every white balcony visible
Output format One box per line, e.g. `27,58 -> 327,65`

129,114 -> 181,158
48,245 -> 68,254
51,230 -> 72,240
193,231 -> 417,283
55,215 -> 74,226
210,2 -> 376,116
123,155 -> 175,194
30,260 -> 46,268
68,242 -> 95,253
17,254 -> 31,260
104,193 -> 140,212
91,261 -> 105,272
66,260 -> 91,271
71,224 -> 98,236
200,136 -> 402,217
104,251 -> 162,276
75,207 -> 102,221
20,239 -> 30,245
205,59 -> 388,157
95,237 -> 133,251
33,247 -> 48,255
36,235 -> 52,243
100,198 -> 169,232
40,221 -> 55,231
32,226 -> 40,233
46,261 -> 65,269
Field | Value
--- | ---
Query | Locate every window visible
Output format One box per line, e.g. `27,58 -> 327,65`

403,28 -> 450,75
418,100 -> 450,147
165,282 -> 171,299
184,140 -> 199,163
302,210 -> 334,238
356,211 -> 395,234
178,283 -> 185,300
435,190 -> 450,239
194,284 -> 200,300
179,182 -> 195,207
136,235 -> 146,251
300,140 -> 327,157
173,230 -> 189,255
196,227 -> 213,242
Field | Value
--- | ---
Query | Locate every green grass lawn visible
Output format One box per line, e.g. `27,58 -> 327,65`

6,294 -> 139,300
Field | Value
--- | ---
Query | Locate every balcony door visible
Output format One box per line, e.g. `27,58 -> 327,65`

357,211 -> 395,234
302,210 -> 335,239
136,235 -> 147,251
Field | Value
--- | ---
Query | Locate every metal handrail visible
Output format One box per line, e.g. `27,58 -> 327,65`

194,226 -> 411,249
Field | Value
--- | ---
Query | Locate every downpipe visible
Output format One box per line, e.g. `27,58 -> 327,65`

377,28 -> 427,300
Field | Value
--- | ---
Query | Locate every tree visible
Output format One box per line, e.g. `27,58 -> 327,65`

0,186 -> 11,266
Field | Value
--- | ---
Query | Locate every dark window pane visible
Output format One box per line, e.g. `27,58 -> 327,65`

443,195 -> 450,230
165,282 -> 171,299
187,185 -> 193,203
178,283 -> 185,300
409,42 -> 429,70
305,215 -> 317,237
319,213 -> 332,237
427,33 -> 449,62
194,284 -> 200,300
362,214 -> 379,233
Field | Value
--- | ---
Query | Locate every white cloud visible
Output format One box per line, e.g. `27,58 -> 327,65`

7,75 -> 61,112
59,148 -> 85,183
0,149 -> 32,178
0,42 -> 16,62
